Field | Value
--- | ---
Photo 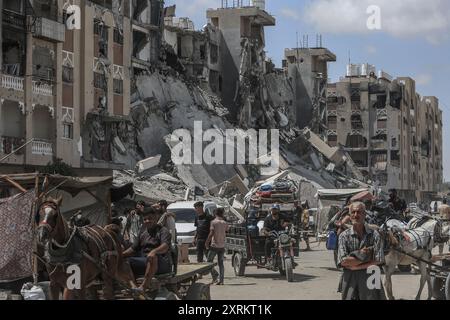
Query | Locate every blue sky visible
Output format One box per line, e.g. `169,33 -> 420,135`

166,0 -> 450,180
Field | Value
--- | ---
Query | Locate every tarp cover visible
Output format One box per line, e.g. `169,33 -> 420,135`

0,190 -> 35,281
0,174 -> 112,197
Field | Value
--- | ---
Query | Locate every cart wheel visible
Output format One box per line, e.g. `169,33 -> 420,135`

445,273 -> 450,301
185,283 -> 211,301
431,276 -> 445,300
285,258 -> 294,282
233,253 -> 246,277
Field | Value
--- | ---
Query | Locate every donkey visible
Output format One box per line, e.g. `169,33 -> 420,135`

382,216 -> 448,300
36,196 -> 135,300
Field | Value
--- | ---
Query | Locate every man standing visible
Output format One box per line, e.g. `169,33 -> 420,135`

206,208 -> 229,285
337,202 -> 386,300
388,189 -> 407,214
155,200 -> 177,244
193,202 -> 213,263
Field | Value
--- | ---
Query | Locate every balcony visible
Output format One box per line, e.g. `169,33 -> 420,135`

2,9 -> 26,29
32,139 -> 53,156
33,17 -> 65,42
1,136 -> 25,155
2,74 -> 24,91
33,81 -> 54,96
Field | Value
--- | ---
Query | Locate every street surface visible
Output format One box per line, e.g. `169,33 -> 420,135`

195,241 -> 437,300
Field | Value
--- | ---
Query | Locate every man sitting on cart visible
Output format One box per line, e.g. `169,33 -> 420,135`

261,204 -> 288,266
122,208 -> 173,292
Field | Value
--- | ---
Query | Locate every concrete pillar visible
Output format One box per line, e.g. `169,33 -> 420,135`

123,16 -> 131,116
55,40 -> 64,162
24,16 -> 34,165
107,24 -> 114,115
0,0 -> 3,69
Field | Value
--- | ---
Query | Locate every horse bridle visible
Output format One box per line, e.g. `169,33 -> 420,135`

37,202 -> 59,234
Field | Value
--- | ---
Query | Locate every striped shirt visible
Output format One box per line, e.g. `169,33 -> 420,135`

337,223 -> 384,268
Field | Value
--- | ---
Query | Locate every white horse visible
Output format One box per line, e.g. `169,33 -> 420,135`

382,216 -> 448,300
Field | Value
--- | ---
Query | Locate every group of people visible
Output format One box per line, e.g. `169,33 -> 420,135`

115,200 -> 228,291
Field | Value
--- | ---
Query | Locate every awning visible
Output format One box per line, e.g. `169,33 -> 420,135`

316,188 -> 368,199
0,173 -> 113,197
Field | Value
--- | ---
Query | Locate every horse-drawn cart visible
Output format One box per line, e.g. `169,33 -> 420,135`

110,262 -> 216,300
430,254 -> 450,300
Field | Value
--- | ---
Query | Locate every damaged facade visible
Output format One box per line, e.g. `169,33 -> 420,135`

327,64 -> 443,202
0,0 -> 132,175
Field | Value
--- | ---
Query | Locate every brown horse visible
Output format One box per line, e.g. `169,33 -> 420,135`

36,196 -> 135,300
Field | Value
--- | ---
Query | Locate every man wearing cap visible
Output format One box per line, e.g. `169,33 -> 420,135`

262,205 -> 285,266
193,201 -> 214,263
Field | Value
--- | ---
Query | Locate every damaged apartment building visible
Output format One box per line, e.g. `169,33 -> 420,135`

327,64 -> 443,202
0,0 -> 133,175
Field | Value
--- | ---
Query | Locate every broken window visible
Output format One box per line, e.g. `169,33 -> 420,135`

94,20 -> 109,58
113,79 -> 123,95
390,151 -> 400,167
94,72 -> 107,90
371,151 -> 387,170
328,135 -> 337,147
349,151 -> 368,167
328,116 -> 337,130
63,66 -> 74,83
114,29 -> 124,45
376,94 -> 387,109
30,0 -> 58,21
377,118 -> 387,129
327,96 -> 338,104
63,123 -> 73,139
210,44 -> 218,64
351,115 -> 363,130
33,45 -> 55,81
346,135 -> 367,148
390,91 -> 402,109
392,137 -> 397,148
4,0 -> 24,13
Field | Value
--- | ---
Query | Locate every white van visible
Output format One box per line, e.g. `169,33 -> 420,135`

167,201 -> 217,245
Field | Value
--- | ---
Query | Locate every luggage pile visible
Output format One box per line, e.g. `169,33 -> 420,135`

249,179 -> 297,210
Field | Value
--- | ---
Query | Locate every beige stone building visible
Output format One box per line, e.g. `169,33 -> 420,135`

0,0 -> 134,175
327,64 -> 443,201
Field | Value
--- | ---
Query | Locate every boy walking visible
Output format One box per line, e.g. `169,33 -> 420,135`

206,208 -> 229,285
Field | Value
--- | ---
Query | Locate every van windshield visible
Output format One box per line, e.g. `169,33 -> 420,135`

171,208 -> 197,223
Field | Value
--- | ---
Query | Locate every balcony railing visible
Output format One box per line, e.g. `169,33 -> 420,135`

32,140 -> 53,156
2,74 -> 24,91
33,81 -> 54,96
33,17 -> 65,42
2,9 -> 26,29
1,136 -> 25,155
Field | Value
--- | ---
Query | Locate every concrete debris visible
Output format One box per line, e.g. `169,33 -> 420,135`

136,155 -> 162,173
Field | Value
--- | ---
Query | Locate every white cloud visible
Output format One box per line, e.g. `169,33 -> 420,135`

415,74 -> 433,86
279,8 -> 301,21
305,0 -> 450,44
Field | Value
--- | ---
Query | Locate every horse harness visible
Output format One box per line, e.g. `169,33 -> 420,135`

38,202 -> 119,275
